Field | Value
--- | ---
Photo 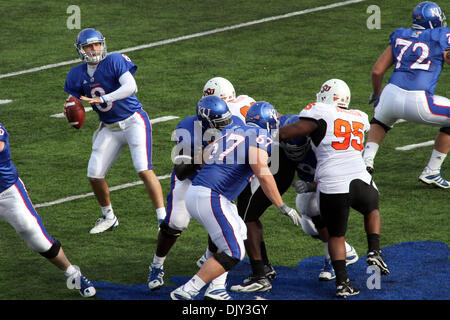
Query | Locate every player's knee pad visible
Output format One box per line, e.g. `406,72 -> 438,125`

159,222 -> 182,238
440,127 -> 450,135
39,240 -> 61,259
370,117 -> 391,133
213,252 -> 240,271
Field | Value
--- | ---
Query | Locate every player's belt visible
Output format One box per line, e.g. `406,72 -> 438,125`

102,112 -> 138,131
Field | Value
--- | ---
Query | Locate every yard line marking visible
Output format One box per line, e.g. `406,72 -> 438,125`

0,0 -> 365,80
395,140 -> 434,151
35,174 -> 172,208
0,99 -> 12,104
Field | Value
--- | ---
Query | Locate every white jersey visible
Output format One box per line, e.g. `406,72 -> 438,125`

299,102 -> 372,194
227,95 -> 256,123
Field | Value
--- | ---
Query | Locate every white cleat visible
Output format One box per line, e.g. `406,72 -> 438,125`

204,284 -> 232,300
89,216 -> 119,234
170,285 -> 199,300
346,245 -> 359,265
419,167 -> 450,189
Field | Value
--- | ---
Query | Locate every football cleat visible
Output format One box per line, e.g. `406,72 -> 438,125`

318,258 -> 336,281
419,167 -> 450,189
66,266 -> 96,298
170,285 -> 200,300
204,284 -> 232,300
367,250 -> 390,275
264,263 -> 277,280
230,276 -> 272,293
89,216 -> 118,234
336,279 -> 360,298
147,264 -> 164,290
346,245 -> 359,265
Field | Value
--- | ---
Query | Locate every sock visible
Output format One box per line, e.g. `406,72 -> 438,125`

156,207 -> 166,222
152,254 -> 166,268
250,259 -> 265,278
184,274 -> 206,292
323,242 -> 330,260
363,142 -> 379,162
426,149 -> 447,172
331,260 -> 347,284
64,265 -> 79,277
101,205 -> 114,219
367,233 -> 380,252
210,271 -> 228,287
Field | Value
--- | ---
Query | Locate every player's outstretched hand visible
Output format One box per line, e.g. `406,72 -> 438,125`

293,180 -> 315,194
279,203 -> 301,226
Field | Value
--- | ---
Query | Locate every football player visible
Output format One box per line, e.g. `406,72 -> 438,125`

279,79 -> 389,298
64,28 -> 166,233
202,76 -> 256,122
229,115 -> 358,293
0,122 -> 95,298
170,102 -> 301,300
147,95 -> 244,300
363,1 -> 450,188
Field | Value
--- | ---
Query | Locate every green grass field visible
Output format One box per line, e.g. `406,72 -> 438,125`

0,0 -> 448,300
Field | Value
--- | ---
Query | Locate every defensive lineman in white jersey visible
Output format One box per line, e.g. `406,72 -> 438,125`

279,79 -> 389,298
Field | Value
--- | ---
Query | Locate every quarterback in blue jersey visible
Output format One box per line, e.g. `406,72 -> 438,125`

64,28 -> 166,234
147,96 -> 244,300
0,122 -> 95,297
363,2 -> 450,189
169,102 -> 301,300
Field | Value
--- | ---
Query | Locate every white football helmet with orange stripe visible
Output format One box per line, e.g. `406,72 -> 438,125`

202,77 -> 236,102
316,79 -> 351,109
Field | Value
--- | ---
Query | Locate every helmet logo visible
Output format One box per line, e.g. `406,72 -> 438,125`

203,88 -> 215,96
430,7 -> 442,19
320,84 -> 332,93
198,106 -> 211,118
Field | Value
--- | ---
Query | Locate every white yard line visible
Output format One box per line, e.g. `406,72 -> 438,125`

35,174 -> 171,208
0,99 -> 13,104
395,140 -> 434,151
0,0 -> 365,80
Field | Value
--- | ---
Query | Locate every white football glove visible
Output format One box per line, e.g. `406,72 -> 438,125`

279,203 -> 301,226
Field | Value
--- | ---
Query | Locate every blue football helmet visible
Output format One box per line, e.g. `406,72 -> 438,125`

279,115 -> 310,162
245,101 -> 279,131
412,1 -> 446,30
75,28 -> 107,63
196,95 -> 233,130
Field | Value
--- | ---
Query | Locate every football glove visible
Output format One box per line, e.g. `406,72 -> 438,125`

293,180 -> 315,194
279,203 -> 301,226
368,93 -> 379,105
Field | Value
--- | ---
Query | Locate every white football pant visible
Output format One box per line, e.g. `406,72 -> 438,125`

88,109 -> 153,178
185,185 -> 247,261
374,83 -> 450,128
0,179 -> 54,253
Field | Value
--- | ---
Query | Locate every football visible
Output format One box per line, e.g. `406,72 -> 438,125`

64,96 -> 85,129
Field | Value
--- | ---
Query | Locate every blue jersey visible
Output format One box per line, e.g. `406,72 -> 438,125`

193,123 -> 273,201
278,114 -> 317,183
64,52 -> 142,123
0,123 -> 19,193
388,27 -> 450,93
173,115 -> 244,181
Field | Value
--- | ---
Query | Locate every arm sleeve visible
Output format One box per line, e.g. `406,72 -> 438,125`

101,71 -> 137,103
